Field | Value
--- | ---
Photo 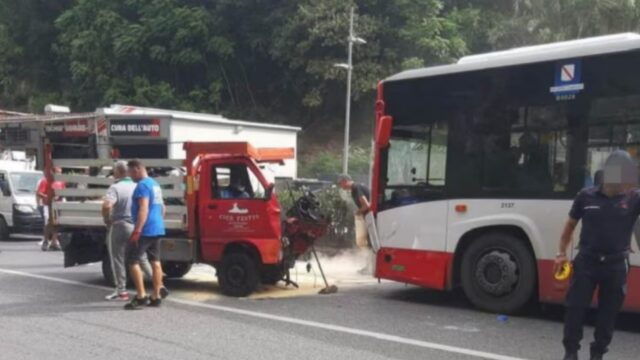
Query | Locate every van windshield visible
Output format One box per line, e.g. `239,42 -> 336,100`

10,172 -> 43,194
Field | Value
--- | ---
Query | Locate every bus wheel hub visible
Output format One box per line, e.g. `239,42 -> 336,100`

474,251 -> 518,296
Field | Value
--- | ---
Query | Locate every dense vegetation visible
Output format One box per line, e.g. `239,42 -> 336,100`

2,0 -> 640,178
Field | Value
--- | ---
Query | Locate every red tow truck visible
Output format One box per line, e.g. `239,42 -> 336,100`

47,142 -> 328,296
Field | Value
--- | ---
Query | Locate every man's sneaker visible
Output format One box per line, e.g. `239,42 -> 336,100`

563,352 -> 578,360
105,291 -> 129,301
159,286 -> 169,299
124,296 -> 149,310
40,240 -> 49,252
148,297 -> 162,307
48,242 -> 62,251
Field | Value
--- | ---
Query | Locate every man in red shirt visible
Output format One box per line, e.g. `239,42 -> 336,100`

36,167 -> 65,251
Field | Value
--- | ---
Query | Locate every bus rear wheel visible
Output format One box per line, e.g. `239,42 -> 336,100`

460,232 -> 536,314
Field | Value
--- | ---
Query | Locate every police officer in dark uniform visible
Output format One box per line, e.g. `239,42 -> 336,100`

556,150 -> 639,360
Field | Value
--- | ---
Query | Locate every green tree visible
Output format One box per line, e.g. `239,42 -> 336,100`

0,0 -> 72,112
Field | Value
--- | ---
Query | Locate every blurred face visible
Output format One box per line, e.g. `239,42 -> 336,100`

128,166 -> 143,181
602,161 -> 638,196
338,180 -> 351,190
53,167 -> 62,174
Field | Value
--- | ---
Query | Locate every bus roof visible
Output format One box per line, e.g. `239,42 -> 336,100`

385,33 -> 640,83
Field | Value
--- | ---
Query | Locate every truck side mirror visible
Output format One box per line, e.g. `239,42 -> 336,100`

264,183 -> 275,200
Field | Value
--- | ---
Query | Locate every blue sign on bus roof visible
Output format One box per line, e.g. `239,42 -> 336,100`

550,59 -> 584,100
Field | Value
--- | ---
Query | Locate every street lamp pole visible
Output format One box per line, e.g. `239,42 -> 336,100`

342,7 -> 355,175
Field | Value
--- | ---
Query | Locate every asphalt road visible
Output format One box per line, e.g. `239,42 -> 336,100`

1,237 -> 639,360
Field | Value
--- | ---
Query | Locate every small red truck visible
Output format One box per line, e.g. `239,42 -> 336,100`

46,142 -> 328,296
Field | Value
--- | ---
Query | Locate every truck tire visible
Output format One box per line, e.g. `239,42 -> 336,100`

0,217 -> 9,241
218,252 -> 259,297
460,232 -> 536,314
163,261 -> 192,278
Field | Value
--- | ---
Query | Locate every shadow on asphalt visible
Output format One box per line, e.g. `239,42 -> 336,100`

381,286 -> 640,333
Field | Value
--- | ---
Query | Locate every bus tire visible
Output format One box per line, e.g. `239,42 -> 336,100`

460,232 -> 536,314
218,252 -> 259,297
0,217 -> 10,241
162,261 -> 192,278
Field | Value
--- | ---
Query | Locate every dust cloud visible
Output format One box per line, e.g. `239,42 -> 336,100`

292,248 -> 375,284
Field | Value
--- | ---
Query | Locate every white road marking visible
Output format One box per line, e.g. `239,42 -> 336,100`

0,268 -> 529,360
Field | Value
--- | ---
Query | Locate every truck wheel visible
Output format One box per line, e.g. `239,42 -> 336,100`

102,254 -> 115,287
218,252 -> 259,297
460,232 -> 536,314
163,261 -> 192,278
0,217 -> 9,241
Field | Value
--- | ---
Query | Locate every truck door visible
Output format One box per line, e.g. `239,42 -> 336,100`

198,159 -> 281,263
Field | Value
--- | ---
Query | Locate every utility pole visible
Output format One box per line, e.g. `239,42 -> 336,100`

334,7 -> 366,175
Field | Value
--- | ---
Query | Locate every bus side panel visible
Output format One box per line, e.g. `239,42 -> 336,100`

375,201 -> 449,289
376,201 -> 448,251
624,266 -> 640,312
446,199 -> 572,301
376,247 -> 452,290
537,261 -> 640,312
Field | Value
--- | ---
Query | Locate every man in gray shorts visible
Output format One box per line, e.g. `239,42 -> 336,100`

102,161 -> 153,301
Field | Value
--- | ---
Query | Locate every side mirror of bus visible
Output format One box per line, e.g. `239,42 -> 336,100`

376,116 -> 394,148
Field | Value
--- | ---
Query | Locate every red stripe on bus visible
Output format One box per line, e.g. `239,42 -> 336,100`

375,247 -> 452,290
538,259 -> 640,312
376,248 -> 640,312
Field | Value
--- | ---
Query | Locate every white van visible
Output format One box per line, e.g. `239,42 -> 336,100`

0,161 -> 43,240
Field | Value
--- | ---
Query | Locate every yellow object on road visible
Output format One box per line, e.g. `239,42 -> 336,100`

554,262 -> 573,281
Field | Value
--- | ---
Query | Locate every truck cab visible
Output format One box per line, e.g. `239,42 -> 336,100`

182,142 -> 290,296
0,161 -> 44,240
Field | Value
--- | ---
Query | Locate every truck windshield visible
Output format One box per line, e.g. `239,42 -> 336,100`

10,172 -> 43,194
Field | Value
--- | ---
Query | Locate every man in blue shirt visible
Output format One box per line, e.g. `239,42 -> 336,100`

125,159 -> 167,310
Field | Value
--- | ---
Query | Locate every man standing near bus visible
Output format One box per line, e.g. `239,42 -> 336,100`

556,150 -> 639,360
337,174 -> 372,273
124,160 -> 167,310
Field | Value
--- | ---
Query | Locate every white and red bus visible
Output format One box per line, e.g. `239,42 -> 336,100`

370,33 -> 640,314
